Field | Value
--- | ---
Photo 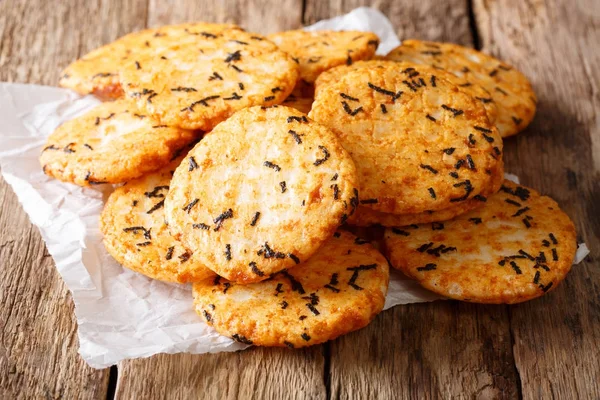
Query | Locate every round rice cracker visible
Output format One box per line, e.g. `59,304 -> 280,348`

314,60 -> 499,124
101,157 -> 214,283
384,180 -> 577,304
193,230 -> 389,347
386,40 -> 537,137
120,26 -> 299,130
59,23 -> 238,99
165,105 -> 359,284
309,63 -> 504,215
347,163 -> 504,227
39,98 -> 197,187
267,30 -> 379,83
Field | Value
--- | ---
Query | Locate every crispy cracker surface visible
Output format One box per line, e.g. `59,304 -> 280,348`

384,180 -> 577,303
193,230 -> 389,347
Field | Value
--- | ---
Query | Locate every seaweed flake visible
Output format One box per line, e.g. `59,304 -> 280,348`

232,334 -> 253,345
341,101 -> 363,116
347,264 -> 377,290
281,270 -> 305,294
428,188 -> 436,199
469,217 -> 482,225
443,147 -> 455,155
225,244 -> 232,261
427,114 -> 437,122
213,208 -> 233,231
420,164 -> 438,174
441,104 -> 464,117
340,93 -> 359,102
181,95 -> 220,112
417,263 -> 437,271
166,246 -> 174,260
331,184 -> 340,200
279,181 -> 287,193
368,82 -> 402,100
146,199 -> 165,214
182,198 -> 199,213
188,156 -> 199,171
512,207 -> 530,217
263,161 -> 281,171
450,180 -> 473,202
432,222 -> 444,230
249,261 -> 264,277
250,211 -> 261,226
288,253 -> 300,264
288,129 -> 303,144
392,228 -> 410,236
193,223 -> 210,230
313,145 -> 330,166
144,185 -> 170,198
172,86 -> 197,92
360,198 -> 378,204
223,92 -> 243,100
510,261 -> 522,274
225,50 -> 242,63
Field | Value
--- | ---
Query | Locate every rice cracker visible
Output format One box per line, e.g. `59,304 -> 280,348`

384,180 -> 577,304
165,106 -> 359,283
386,40 -> 536,137
193,230 -> 389,347
267,30 -> 379,83
101,157 -> 214,283
40,98 -> 197,186
120,24 -> 299,130
309,62 -> 503,215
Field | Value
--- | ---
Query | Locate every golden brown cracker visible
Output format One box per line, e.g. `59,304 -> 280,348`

384,180 -> 577,304
193,230 -> 389,347
165,106 -> 359,283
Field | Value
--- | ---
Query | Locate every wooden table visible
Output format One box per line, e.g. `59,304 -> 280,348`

1,0 -> 598,398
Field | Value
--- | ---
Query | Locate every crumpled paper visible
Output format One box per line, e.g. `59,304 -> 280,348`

0,8 -> 589,369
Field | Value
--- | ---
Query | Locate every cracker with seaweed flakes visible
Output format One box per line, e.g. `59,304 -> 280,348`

384,180 -> 577,304
101,157 -> 214,283
309,62 -> 503,215
40,98 -> 197,187
193,230 -> 388,347
59,23 -> 237,99
348,164 -> 503,227
165,106 -> 359,284
315,60 -> 499,124
267,30 -> 379,83
386,40 -> 536,137
120,25 -> 298,130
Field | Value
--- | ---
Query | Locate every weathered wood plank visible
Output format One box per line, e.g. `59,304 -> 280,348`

147,0 -> 304,33
0,0 -> 148,398
304,1 -> 520,399
304,0 -> 474,46
115,3 -> 328,399
473,0 -> 600,398
116,348 -> 326,399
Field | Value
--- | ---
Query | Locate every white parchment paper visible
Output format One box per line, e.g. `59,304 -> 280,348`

0,8 -> 589,369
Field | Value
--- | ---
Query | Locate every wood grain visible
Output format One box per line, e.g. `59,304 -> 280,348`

0,0 -> 147,398
473,0 -> 600,398
147,0 -> 304,33
304,0 -> 474,46
117,348 -> 326,399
